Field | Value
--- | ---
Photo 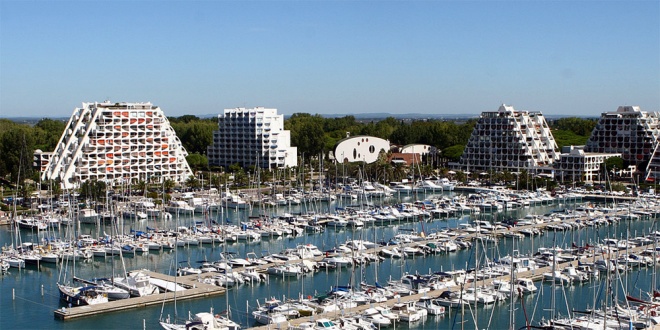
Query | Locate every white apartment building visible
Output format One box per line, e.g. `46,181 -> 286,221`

42,101 -> 193,189
207,107 -> 297,169
457,104 -> 559,173
553,146 -> 620,183
646,143 -> 660,182
584,106 -> 660,166
33,150 -> 54,173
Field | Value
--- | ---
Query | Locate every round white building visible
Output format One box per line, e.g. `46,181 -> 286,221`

334,135 -> 390,164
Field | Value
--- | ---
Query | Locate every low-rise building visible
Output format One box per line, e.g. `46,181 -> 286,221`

553,146 -> 620,183
334,135 -> 390,164
388,153 -> 421,166
400,144 -> 433,155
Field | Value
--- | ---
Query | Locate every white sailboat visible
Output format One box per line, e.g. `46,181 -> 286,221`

160,308 -> 241,330
57,197 -> 109,306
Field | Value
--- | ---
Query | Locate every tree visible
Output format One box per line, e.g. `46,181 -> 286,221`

170,115 -> 200,123
228,163 -> 242,174
233,170 -> 248,187
455,171 -> 467,183
132,180 -> 146,195
186,153 -> 208,171
603,156 -> 625,181
551,130 -> 590,149
183,122 -> 216,154
20,181 -> 35,202
0,125 -> 35,184
550,117 -> 597,136
33,118 -> 66,151
169,117 -> 216,155
286,113 -> 326,156
604,156 -> 624,172
79,180 -> 107,200
418,164 -> 434,178
44,178 -> 63,197
163,179 -> 176,193
185,175 -> 200,189
391,163 -> 408,182
442,145 -> 465,162
292,120 -> 325,156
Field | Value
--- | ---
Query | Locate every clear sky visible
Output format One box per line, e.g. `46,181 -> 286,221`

0,0 -> 658,118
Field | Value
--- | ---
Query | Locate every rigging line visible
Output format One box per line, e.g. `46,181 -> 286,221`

451,239 -> 475,330
12,294 -> 57,310
528,275 -> 543,325
630,268 -> 643,297
559,277 -> 573,323
486,288 -> 498,328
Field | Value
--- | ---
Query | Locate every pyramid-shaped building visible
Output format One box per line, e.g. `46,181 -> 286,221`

42,101 -> 193,189
584,106 -> 660,167
457,104 -> 559,173
645,143 -> 660,182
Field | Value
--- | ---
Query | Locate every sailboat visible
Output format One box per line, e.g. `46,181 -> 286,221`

57,283 -> 109,306
160,308 -> 241,330
57,193 -> 109,306
159,199 -> 241,330
72,276 -> 130,301
112,269 -> 159,297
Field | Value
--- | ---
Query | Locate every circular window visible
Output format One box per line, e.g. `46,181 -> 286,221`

369,145 -> 375,153
353,148 -> 357,159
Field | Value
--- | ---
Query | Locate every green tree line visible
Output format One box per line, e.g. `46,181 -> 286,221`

0,114 -> 598,183
0,118 -> 66,185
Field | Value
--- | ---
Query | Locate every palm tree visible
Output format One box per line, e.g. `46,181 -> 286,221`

456,171 -> 467,183
185,175 -> 200,190
133,180 -> 146,195
20,181 -> 35,204
391,163 -> 407,182
419,164 -> 434,178
163,179 -> 176,193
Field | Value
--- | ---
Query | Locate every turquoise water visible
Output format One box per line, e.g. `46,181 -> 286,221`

1,193 -> 657,329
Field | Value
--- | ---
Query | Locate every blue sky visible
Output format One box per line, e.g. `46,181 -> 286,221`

1,1 -> 658,118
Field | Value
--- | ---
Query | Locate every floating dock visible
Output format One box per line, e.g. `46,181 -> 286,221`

251,241 -> 657,330
51,204 -> 657,321
54,270 -> 226,320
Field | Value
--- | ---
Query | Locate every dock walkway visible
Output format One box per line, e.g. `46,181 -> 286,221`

52,206 -> 657,321
54,270 -> 226,320
250,241 -> 657,330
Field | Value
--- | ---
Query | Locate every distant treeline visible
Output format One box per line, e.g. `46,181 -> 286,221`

0,115 -> 597,183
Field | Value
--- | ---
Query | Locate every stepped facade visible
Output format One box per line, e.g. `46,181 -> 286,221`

645,142 -> 660,182
457,104 -> 559,173
207,107 -> 297,169
42,101 -> 193,189
584,106 -> 660,171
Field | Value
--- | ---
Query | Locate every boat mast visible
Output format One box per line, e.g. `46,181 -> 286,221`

654,227 -> 658,300
509,237 -> 516,330
551,230 -> 556,323
474,227 -> 478,330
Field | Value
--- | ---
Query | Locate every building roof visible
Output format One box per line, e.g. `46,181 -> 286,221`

388,153 -> 420,166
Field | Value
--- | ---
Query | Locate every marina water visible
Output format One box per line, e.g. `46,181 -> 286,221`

1,191 -> 657,329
